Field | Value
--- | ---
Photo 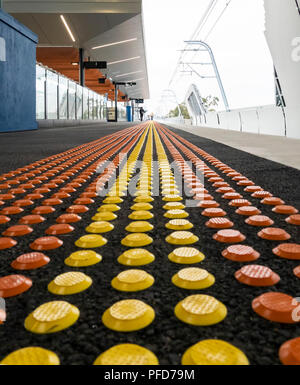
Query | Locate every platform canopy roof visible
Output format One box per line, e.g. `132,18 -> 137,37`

3,0 -> 149,100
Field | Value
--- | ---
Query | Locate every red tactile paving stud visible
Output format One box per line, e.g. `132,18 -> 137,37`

245,215 -> 274,227
80,192 -> 97,198
286,214 -> 300,225
235,265 -> 280,286
197,200 -> 220,208
222,192 -> 243,200
0,207 -> 24,215
202,208 -> 227,217
0,215 -> 10,224
13,199 -> 34,207
0,193 -> 15,201
60,186 -> 76,193
293,266 -> 300,279
213,229 -> 246,243
222,245 -> 260,262
261,197 -> 285,206
205,218 -> 234,229
11,252 -> 50,270
43,198 -> 63,206
30,236 -> 63,250
258,228 -> 291,241
272,205 -> 298,215
45,224 -> 74,235
67,205 -> 89,214
19,215 -> 46,225
0,183 -> 11,189
279,337 -> 300,365
34,187 -> 51,194
235,206 -> 261,216
251,191 -> 273,199
273,244 -> 300,260
0,275 -> 32,298
56,214 -> 81,224
229,199 -> 251,207
213,182 -> 229,188
52,192 -> 70,199
10,188 -> 26,195
3,225 -> 33,237
252,292 -> 300,324
0,237 -> 17,250
32,206 -> 55,215
26,193 -> 44,200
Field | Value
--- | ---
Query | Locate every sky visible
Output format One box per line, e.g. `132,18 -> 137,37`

142,0 -> 275,113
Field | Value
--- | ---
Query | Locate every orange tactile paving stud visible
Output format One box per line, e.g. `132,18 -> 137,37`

205,218 -> 234,229
279,337 -> 300,365
222,192 -> 243,200
32,206 -> 55,215
67,205 -> 89,214
56,214 -> 81,224
30,236 -> 63,251
202,208 -> 227,217
286,214 -> 300,225
0,215 -> 10,224
272,205 -> 298,215
46,224 -> 74,235
11,252 -> 50,270
3,225 -> 33,237
235,265 -> 280,287
251,191 -> 273,199
0,237 -> 17,250
252,292 -> 300,324
213,230 -> 246,243
222,245 -> 260,262
245,215 -> 274,227
1,206 -> 24,215
0,275 -> 32,297
244,185 -> 262,192
229,199 -> 251,207
293,266 -> 300,278
273,244 -> 300,260
19,215 -> 46,225
197,200 -> 220,208
235,206 -> 261,216
13,199 -> 34,207
258,228 -> 291,241
261,197 -> 285,206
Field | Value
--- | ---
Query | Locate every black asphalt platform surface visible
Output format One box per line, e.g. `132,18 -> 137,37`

0,122 -> 133,175
0,122 -> 299,365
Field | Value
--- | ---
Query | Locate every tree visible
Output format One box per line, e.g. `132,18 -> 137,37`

168,103 -> 190,119
202,95 -> 219,111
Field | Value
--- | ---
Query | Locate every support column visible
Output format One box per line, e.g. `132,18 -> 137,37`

114,85 -> 118,122
79,48 -> 85,87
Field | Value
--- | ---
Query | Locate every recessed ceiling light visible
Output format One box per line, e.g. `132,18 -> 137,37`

60,15 -> 75,42
108,56 -> 141,66
71,62 -> 79,66
92,38 -> 137,50
126,78 -> 144,82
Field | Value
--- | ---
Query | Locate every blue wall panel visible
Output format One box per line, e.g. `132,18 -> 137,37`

0,10 -> 38,132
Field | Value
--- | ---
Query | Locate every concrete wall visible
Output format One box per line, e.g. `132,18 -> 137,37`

0,10 -> 38,132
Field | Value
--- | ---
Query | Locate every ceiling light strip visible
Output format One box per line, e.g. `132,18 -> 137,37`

60,15 -> 75,42
92,38 -> 137,50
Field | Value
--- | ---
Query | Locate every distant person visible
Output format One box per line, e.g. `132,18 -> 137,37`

139,107 -> 145,121
150,112 -> 154,121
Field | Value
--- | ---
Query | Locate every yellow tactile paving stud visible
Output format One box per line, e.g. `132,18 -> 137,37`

121,233 -> 153,248
164,210 -> 189,219
25,301 -> 80,334
93,344 -> 159,365
172,268 -> 215,290
48,272 -> 92,295
130,203 -> 153,211
166,219 -> 193,231
163,202 -> 185,211
118,249 -> 155,266
97,204 -> 121,213
111,269 -> 154,292
166,231 -> 199,245
92,212 -> 117,222
65,250 -> 102,267
0,347 -> 60,365
129,211 -> 154,221
75,234 -> 107,248
86,221 -> 114,234
182,340 -> 249,365
168,247 -> 205,264
163,195 -> 183,202
102,299 -> 155,332
134,195 -> 154,203
103,197 -> 123,204
125,221 -> 154,233
175,295 -> 227,326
